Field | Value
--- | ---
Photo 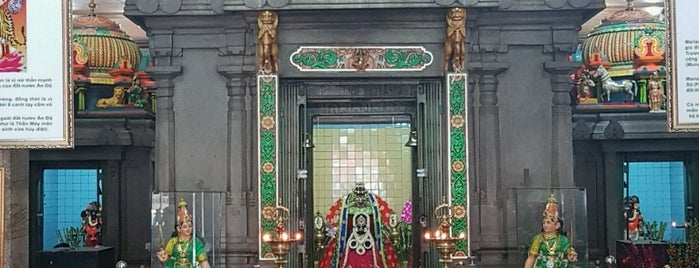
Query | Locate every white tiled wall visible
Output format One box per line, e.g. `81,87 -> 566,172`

312,123 -> 413,216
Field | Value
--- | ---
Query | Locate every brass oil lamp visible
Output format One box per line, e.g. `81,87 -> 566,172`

262,205 -> 303,268
423,199 -> 466,268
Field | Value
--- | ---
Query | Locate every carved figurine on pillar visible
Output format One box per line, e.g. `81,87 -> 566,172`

647,71 -> 665,112
444,7 -> 466,73
257,10 -> 279,74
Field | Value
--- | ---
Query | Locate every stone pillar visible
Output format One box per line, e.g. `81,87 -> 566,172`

0,150 -> 28,268
470,56 -> 507,262
217,67 -> 259,265
149,66 -> 182,192
604,151 -> 623,257
544,61 -> 579,187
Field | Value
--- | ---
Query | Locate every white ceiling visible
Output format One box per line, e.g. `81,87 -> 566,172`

72,0 -> 666,42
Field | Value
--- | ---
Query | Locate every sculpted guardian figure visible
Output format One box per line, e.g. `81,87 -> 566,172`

257,10 -> 279,74
444,7 -> 466,73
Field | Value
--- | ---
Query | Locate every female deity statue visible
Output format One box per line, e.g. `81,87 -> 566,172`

318,182 -> 399,268
524,195 -> 578,268
126,77 -> 149,109
81,201 -> 102,247
624,195 -> 643,240
156,199 -> 211,268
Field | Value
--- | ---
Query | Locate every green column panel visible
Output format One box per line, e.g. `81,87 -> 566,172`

258,75 -> 278,259
447,73 -> 469,256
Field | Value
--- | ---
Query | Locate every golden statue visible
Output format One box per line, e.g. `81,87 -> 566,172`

647,72 -> 664,111
257,10 -> 279,74
444,7 -> 466,73
96,87 -> 126,108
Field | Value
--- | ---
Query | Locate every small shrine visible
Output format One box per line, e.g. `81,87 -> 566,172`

72,0 -> 155,115
575,0 -> 666,112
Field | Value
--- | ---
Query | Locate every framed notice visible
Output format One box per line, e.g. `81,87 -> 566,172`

666,0 -> 699,132
0,0 -> 73,148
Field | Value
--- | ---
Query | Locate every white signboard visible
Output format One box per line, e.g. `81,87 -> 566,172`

667,0 -> 699,132
0,0 -> 73,148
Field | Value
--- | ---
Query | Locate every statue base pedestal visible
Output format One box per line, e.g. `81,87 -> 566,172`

39,246 -> 115,268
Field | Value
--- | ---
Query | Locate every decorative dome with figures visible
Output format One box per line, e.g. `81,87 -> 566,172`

72,0 -> 141,84
580,0 -> 665,77
574,0 -> 666,110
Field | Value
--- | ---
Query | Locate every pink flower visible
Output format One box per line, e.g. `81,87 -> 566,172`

401,199 -> 412,223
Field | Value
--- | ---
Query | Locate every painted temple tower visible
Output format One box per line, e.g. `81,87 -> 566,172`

72,2 -> 154,114
577,0 -> 666,112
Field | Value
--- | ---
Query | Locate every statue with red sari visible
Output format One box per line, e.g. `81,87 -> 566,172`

81,201 -> 102,247
319,182 -> 399,268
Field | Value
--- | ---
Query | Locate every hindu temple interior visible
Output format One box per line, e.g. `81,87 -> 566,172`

0,0 -> 697,267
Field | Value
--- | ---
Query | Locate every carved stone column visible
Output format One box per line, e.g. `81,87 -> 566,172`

217,66 -> 259,265
149,65 -> 182,192
0,150 -> 28,268
469,57 -> 507,257
544,61 -> 578,187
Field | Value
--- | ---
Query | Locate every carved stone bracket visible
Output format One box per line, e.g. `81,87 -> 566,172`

244,0 -> 290,8
545,61 -> 580,107
289,46 -> 433,72
135,0 -> 181,14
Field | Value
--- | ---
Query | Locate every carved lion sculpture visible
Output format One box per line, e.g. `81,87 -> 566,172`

96,87 -> 125,108
257,10 -> 279,74
444,7 -> 466,73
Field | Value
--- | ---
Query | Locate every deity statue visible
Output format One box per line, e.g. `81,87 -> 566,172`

444,7 -> 466,73
571,66 -> 595,104
257,10 -> 279,74
647,72 -> 664,111
623,195 -> 643,240
81,201 -> 102,247
524,195 -> 578,268
318,182 -> 399,268
126,77 -> 149,109
156,199 -> 211,268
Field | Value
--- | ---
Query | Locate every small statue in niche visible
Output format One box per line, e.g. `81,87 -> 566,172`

125,77 -> 149,109
257,10 -> 279,74
81,201 -> 102,247
624,195 -> 644,240
571,66 -> 595,104
444,7 -> 466,73
647,71 -> 665,111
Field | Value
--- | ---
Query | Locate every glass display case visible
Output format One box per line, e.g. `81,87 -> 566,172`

508,187 -> 589,267
150,192 -> 222,267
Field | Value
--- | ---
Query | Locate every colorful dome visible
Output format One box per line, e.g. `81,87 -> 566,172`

72,6 -> 140,84
580,2 -> 665,77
